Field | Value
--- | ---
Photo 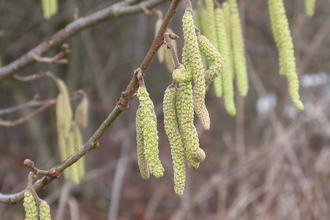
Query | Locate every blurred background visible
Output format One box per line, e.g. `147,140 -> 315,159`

1,0 -> 330,219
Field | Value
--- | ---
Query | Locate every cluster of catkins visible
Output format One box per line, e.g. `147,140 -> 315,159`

55,78 -> 88,184
23,189 -> 52,220
136,6 -> 224,196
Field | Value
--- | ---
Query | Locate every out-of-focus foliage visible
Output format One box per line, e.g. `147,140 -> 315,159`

1,0 -> 330,219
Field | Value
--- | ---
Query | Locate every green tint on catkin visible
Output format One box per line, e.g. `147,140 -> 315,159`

136,106 -> 150,180
215,7 -> 236,116
182,10 -> 210,130
163,86 -> 186,197
137,86 -> 165,178
172,63 -> 192,83
176,82 -> 203,170
38,200 -> 52,220
229,0 -> 248,97
268,0 -> 304,110
23,189 -> 38,220
41,0 -> 58,19
197,35 -> 223,87
305,0 -> 315,17
205,0 -> 218,50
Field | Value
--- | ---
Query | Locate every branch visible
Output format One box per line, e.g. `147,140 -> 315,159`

0,0 -> 182,204
0,0 -> 168,82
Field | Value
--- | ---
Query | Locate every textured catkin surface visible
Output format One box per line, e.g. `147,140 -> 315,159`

163,86 -> 186,196
229,0 -> 248,97
39,200 -> 52,220
137,86 -> 164,178
176,82 -> 201,170
215,7 -> 236,116
136,106 -> 150,180
268,0 -> 304,110
23,189 -> 38,220
182,10 -> 210,130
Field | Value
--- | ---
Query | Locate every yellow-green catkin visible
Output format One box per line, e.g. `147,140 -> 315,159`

23,189 -> 38,220
176,82 -> 204,170
136,106 -> 150,180
182,10 -> 210,130
137,86 -> 165,178
197,34 -> 223,86
41,0 -> 58,19
215,7 -> 236,116
74,96 -> 89,128
229,0 -> 248,97
163,86 -> 186,197
268,0 -> 304,110
305,0 -> 315,17
172,63 -> 192,83
205,0 -> 219,50
222,2 -> 235,78
70,123 -> 85,184
38,200 -> 52,220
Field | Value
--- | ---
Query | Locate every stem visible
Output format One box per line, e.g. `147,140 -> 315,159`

164,33 -> 180,69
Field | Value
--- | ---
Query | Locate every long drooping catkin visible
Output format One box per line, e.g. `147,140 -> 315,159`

205,0 -> 218,50
268,0 -> 304,110
137,86 -> 165,178
305,0 -> 315,17
23,189 -> 38,220
215,7 -> 236,116
176,82 -> 204,170
182,10 -> 210,130
38,199 -> 52,220
163,86 -> 186,197
136,106 -> 150,180
229,0 -> 248,97
197,34 -> 223,87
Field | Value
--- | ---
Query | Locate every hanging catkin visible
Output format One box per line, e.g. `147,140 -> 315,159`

137,86 -> 165,178
163,86 -> 186,197
229,0 -> 248,97
182,10 -> 210,130
268,0 -> 304,110
305,0 -> 315,17
136,106 -> 150,180
38,200 -> 52,220
215,6 -> 236,116
23,189 -> 38,220
176,82 -> 205,170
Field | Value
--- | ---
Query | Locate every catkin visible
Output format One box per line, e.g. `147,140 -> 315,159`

215,7 -> 236,116
137,86 -> 165,178
305,0 -> 315,17
229,0 -> 249,97
176,82 -> 203,170
75,96 -> 89,128
268,0 -> 304,110
136,106 -> 150,180
41,0 -> 58,19
172,63 -> 192,83
155,18 -> 164,63
205,0 -> 218,50
163,86 -> 186,197
38,200 -> 52,220
197,34 -> 223,86
182,10 -> 210,130
71,123 -> 85,184
23,189 -> 38,220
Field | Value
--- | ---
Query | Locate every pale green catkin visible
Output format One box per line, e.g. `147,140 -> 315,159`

176,82 -> 203,170
23,189 -> 38,220
163,86 -> 186,197
38,200 -> 52,220
222,2 -> 235,79
305,0 -> 315,17
173,63 -> 192,83
268,0 -> 304,110
136,106 -> 150,180
70,123 -> 85,184
197,34 -> 223,86
215,7 -> 237,116
229,0 -> 249,97
205,0 -> 219,50
137,86 -> 165,178
75,96 -> 89,128
155,18 -> 164,63
182,10 -> 210,130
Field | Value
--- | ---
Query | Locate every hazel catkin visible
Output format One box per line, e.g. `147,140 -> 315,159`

23,189 -> 38,220
163,86 -> 186,197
